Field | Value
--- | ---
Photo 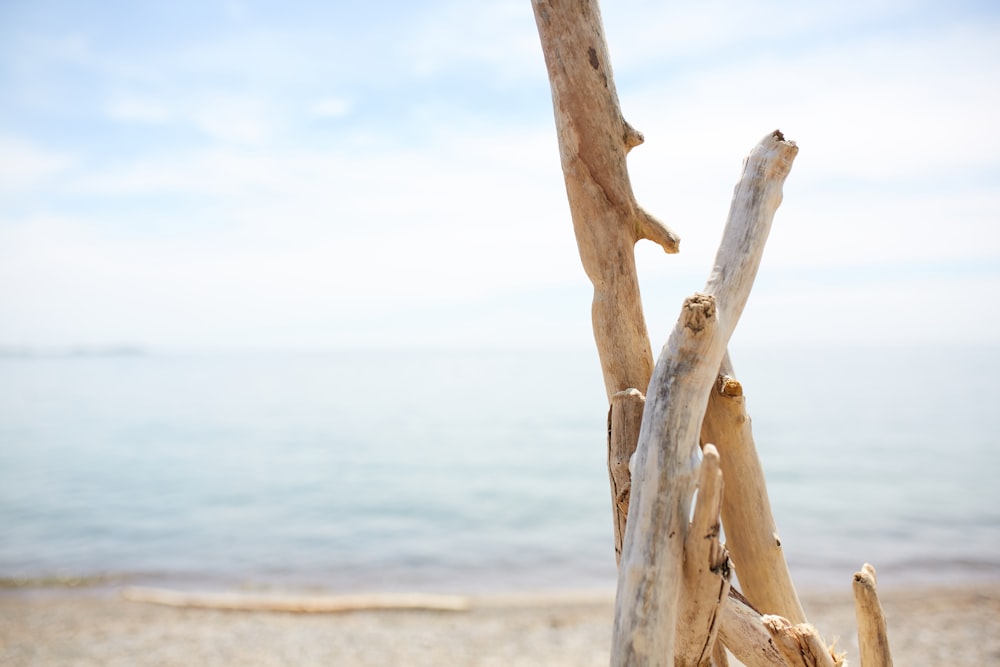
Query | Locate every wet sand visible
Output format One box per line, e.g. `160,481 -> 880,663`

2,583 -> 998,665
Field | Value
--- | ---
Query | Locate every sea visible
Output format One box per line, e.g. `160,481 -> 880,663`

1,344 -> 998,595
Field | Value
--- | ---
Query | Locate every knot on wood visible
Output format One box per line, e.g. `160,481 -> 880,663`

682,294 -> 716,333
717,374 -> 743,397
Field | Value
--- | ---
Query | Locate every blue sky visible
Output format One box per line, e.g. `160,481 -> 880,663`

1,0 -> 998,350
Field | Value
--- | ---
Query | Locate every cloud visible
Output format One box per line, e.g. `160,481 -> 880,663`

0,137 -> 75,192
309,97 -> 352,118
105,96 -> 174,124
2,0 -> 998,348
403,1 -> 543,81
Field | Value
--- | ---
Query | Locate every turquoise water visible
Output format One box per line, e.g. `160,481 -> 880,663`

0,345 -> 997,593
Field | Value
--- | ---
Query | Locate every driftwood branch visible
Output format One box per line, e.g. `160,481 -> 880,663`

853,563 -> 893,667
122,587 -> 470,613
612,131 -> 798,666
701,358 -> 806,623
531,0 -> 678,401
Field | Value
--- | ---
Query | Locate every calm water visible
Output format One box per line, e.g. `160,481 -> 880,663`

1,345 -> 997,594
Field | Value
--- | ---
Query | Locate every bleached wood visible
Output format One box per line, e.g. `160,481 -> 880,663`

717,592 -> 787,667
675,444 -> 732,666
701,358 -> 806,623
608,388 -> 645,565
122,587 -> 470,613
531,0 -> 679,401
852,563 -> 894,667
612,131 -> 798,666
762,615 -> 842,667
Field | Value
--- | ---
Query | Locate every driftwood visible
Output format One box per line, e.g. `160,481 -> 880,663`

853,564 -> 893,667
762,616 -> 843,667
611,131 -> 798,665
717,591 -> 787,667
701,359 -> 806,623
608,388 -> 645,565
531,0 -> 677,403
532,0 -> 895,665
675,444 -> 731,666
122,586 -> 470,613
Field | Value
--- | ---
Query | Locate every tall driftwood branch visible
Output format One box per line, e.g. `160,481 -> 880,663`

675,444 -> 731,666
853,563 -> 893,667
612,132 -> 798,666
701,358 -> 806,623
531,0 -> 679,401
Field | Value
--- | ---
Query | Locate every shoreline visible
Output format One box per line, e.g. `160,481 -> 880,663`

2,581 -> 998,666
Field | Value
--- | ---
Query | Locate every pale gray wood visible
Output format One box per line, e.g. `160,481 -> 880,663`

675,444 -> 732,666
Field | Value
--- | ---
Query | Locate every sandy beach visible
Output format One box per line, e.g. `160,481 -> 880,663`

2,583 -> 998,666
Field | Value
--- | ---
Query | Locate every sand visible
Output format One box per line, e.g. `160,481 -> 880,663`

2,584 -> 999,666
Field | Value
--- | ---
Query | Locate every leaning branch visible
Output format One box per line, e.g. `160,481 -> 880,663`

701,359 -> 807,623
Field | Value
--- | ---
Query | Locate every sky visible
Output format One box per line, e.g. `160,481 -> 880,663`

1,0 -> 998,351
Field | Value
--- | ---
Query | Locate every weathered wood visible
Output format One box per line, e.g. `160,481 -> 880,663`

852,563 -> 893,667
612,132 -> 798,666
717,592 -> 788,667
762,616 -> 843,667
531,0 -> 679,402
675,444 -> 731,666
701,358 -> 806,623
608,388 -> 645,565
122,587 -> 470,613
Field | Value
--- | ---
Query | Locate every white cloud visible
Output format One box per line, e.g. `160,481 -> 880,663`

404,1 -> 542,81
105,96 -> 173,124
3,0 -> 998,348
185,95 -> 273,144
613,16 -> 1000,278
309,97 -> 352,118
0,137 -> 74,192
0,122 -> 586,347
